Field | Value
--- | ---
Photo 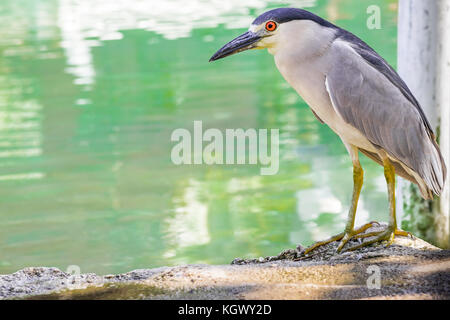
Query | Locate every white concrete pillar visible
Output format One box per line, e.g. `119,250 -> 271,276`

435,0 -> 450,248
397,0 -> 449,248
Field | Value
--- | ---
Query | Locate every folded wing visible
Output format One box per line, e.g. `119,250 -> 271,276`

325,39 -> 446,199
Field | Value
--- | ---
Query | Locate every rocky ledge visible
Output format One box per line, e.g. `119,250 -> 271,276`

1,223 -> 449,300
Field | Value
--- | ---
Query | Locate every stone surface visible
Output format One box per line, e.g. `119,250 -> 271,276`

1,224 -> 449,300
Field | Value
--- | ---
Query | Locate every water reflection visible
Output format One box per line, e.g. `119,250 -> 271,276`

57,0 -> 317,40
167,178 -> 211,249
0,0 -> 398,274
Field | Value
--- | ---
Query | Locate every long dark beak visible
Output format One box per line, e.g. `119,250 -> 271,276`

209,31 -> 261,62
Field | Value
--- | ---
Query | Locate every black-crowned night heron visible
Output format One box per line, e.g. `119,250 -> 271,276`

209,8 -> 447,253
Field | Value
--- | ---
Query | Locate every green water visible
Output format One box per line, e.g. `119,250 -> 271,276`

0,0 -> 399,275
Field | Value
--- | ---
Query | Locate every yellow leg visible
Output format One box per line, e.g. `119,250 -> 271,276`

336,156 -> 365,252
343,155 -> 411,252
385,156 -> 397,230
303,146 -> 377,255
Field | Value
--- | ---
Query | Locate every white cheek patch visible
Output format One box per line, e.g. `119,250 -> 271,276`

249,24 -> 264,33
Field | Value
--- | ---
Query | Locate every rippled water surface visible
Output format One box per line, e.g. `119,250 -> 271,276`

0,0 -> 399,274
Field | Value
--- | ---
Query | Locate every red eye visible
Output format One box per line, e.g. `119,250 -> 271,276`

265,21 -> 277,31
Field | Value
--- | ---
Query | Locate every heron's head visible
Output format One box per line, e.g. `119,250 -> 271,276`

209,8 -> 336,61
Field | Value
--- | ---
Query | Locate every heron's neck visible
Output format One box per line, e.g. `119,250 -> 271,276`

270,20 -> 337,65
270,20 -> 337,114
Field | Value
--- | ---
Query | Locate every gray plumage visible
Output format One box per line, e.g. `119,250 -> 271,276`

210,7 -> 446,200
210,7 -> 447,252
326,40 -> 446,198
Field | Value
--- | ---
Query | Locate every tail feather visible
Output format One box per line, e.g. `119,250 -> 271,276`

421,138 -> 447,197
360,136 -> 446,200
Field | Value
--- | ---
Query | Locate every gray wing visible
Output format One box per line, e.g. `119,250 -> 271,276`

335,28 -> 435,136
326,40 -> 445,197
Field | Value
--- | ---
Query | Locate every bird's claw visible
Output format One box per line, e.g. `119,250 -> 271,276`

336,221 -> 380,252
302,221 -> 380,256
302,222 -> 413,256
341,227 -> 412,252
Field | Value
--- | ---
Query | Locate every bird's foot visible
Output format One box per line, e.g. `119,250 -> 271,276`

302,221 -> 379,256
336,221 -> 380,252
341,226 -> 412,252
